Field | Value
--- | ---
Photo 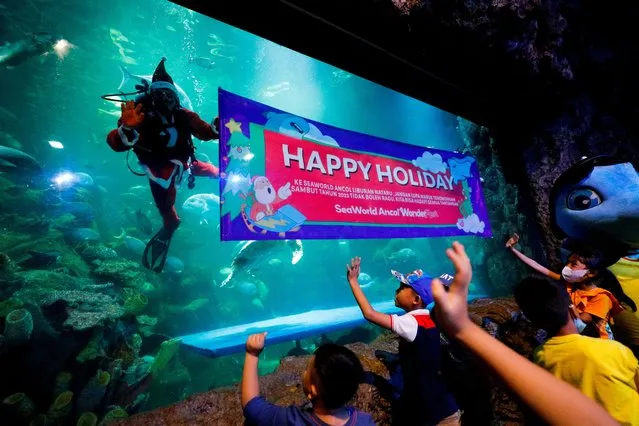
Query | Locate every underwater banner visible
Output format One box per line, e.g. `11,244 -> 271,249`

218,89 -> 491,241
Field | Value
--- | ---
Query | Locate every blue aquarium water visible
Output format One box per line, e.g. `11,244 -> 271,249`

0,0 -> 532,419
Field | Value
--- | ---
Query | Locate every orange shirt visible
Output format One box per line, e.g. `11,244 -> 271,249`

568,287 -> 623,339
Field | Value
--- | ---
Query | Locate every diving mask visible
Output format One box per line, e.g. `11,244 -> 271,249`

151,88 -> 179,111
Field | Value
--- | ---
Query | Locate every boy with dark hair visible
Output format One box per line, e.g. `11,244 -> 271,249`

346,257 -> 460,425
514,276 -> 639,424
241,332 -> 375,425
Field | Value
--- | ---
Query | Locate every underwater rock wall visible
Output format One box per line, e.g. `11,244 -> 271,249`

457,119 -> 534,295
386,0 -> 639,264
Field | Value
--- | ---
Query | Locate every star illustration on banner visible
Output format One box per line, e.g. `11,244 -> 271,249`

225,118 -> 243,133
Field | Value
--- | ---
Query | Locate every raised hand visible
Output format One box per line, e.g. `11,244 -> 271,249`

505,233 -> 520,249
346,256 -> 361,283
121,101 -> 145,128
431,242 -> 473,337
245,332 -> 267,357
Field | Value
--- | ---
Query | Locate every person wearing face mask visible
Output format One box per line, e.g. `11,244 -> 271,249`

506,233 -> 624,340
107,58 -> 221,272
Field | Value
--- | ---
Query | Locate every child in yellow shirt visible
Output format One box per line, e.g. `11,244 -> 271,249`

514,276 -> 639,425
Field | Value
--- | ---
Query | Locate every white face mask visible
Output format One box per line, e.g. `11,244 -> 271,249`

562,266 -> 589,283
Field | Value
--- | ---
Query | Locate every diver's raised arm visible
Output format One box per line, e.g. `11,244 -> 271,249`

185,110 -> 219,141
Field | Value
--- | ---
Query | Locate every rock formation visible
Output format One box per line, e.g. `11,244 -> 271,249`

118,298 -> 543,425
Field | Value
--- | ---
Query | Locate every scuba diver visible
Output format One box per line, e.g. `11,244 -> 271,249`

106,58 -> 220,272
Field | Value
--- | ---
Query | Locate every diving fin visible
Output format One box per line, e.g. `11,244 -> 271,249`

142,227 -> 175,273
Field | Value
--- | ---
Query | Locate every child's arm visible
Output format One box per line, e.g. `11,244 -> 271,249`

241,333 -> 321,424
347,257 -> 392,329
506,233 -> 561,280
432,242 -> 617,425
241,332 -> 267,408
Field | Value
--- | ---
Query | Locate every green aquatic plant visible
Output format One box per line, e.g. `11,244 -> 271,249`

59,252 -> 91,278
129,333 -> 142,356
0,296 -> 23,318
47,390 -> 74,421
183,298 -> 209,312
53,371 -> 73,398
150,338 -> 181,375
2,392 -> 35,420
98,407 -> 128,425
0,252 -> 16,276
76,370 -> 110,414
76,412 -> 98,426
123,289 -> 148,316
76,330 -> 105,363
4,308 -> 34,344
135,315 -> 158,336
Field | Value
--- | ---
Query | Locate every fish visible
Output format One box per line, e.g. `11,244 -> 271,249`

98,108 -> 121,117
0,32 -> 56,68
114,229 -> 146,256
208,47 -> 235,62
358,272 -> 376,289
135,209 -> 153,236
237,281 -> 257,296
260,81 -> 290,98
551,156 -> 639,261
164,256 -> 184,274
56,187 -> 92,203
0,106 -> 18,121
189,57 -> 215,69
118,66 -> 194,111
0,146 -> 41,172
80,245 -> 118,262
0,131 -> 21,149
128,185 -> 148,194
220,239 -> 304,287
182,193 -> 220,225
72,172 -> 95,188
389,248 -> 417,263
0,145 -> 43,184
52,171 -> 95,189
53,201 -> 95,221
286,340 -> 310,357
207,34 -> 233,48
332,70 -> 352,83
264,112 -> 338,147
18,250 -> 62,269
55,226 -> 101,244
